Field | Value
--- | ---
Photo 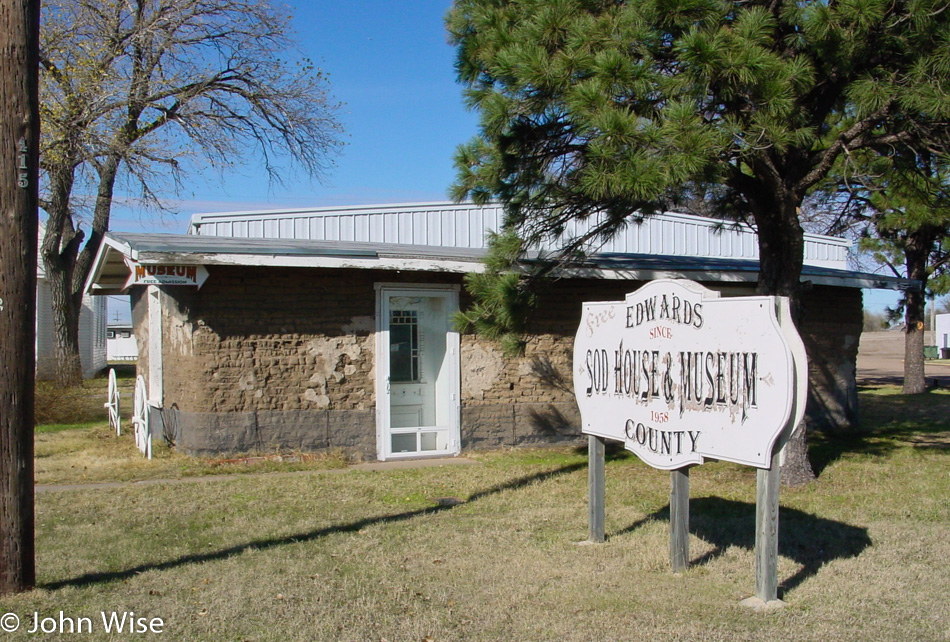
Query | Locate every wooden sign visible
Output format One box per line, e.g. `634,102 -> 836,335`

123,259 -> 209,289
577,279 -> 807,605
573,279 -> 804,470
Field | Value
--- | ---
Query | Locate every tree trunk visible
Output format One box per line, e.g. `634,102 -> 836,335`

39,151 -> 121,388
752,200 -> 806,303
0,0 -> 40,595
902,230 -> 935,395
74,154 -> 122,301
41,224 -> 85,387
903,292 -> 927,394
50,271 -> 85,387
40,163 -> 85,388
751,194 -> 816,486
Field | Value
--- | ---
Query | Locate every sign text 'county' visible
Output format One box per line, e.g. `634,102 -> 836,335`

573,279 -> 805,470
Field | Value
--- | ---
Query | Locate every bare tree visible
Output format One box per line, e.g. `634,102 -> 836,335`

0,0 -> 40,595
40,0 -> 343,385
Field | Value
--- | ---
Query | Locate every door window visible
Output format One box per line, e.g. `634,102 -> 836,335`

389,310 -> 419,382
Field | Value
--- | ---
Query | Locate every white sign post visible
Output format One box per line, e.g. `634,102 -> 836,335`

574,279 -> 807,604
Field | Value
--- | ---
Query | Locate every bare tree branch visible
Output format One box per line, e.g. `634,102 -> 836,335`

39,0 -> 344,384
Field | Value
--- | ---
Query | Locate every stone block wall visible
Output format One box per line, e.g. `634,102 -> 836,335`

798,285 -> 863,433
136,267 -> 462,458
133,266 -> 865,459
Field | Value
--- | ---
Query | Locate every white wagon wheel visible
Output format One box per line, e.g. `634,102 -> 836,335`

103,368 -> 121,435
132,375 -> 151,459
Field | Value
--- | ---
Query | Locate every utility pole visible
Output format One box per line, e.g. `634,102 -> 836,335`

0,0 -> 41,594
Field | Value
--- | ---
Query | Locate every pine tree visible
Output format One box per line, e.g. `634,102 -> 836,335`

447,0 -> 950,484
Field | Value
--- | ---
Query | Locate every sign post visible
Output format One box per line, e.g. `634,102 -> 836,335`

753,455 -> 781,602
573,280 -> 806,602
744,295 -> 807,608
588,435 -> 606,543
670,466 -> 690,573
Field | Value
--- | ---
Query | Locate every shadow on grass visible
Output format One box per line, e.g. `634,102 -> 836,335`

104,363 -> 137,379
569,440 -> 635,463
616,497 -> 871,598
807,432 -> 900,476
809,421 -> 950,475
808,386 -> 950,475
42,462 -> 587,591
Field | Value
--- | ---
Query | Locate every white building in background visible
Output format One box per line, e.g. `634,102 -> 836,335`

35,224 -> 107,379
106,324 -> 138,362
937,313 -> 950,355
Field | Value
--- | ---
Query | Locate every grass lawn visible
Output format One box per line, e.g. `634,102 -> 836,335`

3,385 -> 948,640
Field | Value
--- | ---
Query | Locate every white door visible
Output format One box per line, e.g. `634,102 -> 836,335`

376,285 -> 460,460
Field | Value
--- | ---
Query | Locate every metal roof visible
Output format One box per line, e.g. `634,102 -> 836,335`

86,231 -> 916,296
561,253 -> 917,290
189,201 -> 853,271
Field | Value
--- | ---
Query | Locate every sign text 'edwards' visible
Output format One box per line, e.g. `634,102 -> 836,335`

573,279 -> 805,470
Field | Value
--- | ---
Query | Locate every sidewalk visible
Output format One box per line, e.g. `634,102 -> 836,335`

35,456 -> 480,494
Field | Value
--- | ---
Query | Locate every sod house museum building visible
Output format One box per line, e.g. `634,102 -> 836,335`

86,202 -> 909,461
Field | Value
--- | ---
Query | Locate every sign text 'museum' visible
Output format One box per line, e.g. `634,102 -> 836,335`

573,280 -> 802,470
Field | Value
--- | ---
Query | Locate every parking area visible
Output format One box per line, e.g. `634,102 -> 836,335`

857,331 -> 950,386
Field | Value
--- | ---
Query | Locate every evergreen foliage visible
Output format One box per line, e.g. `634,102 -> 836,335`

453,230 -> 537,356
854,151 -> 950,392
858,153 -> 950,302
447,0 -> 950,483
447,0 -> 950,295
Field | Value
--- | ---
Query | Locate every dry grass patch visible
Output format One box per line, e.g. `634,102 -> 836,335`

10,384 -> 949,640
34,423 -> 349,486
34,366 -> 136,425
12,448 -> 947,640
34,367 -> 350,486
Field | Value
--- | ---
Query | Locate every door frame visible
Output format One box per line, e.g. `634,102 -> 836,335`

374,283 -> 461,461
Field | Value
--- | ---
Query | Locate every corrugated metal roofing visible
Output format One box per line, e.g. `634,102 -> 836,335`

102,232 -> 488,261
189,201 -> 853,271
86,230 -> 915,296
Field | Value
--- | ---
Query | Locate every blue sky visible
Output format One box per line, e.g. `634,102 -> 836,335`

109,0 -> 477,235
102,0 -> 911,319
106,1 -> 477,322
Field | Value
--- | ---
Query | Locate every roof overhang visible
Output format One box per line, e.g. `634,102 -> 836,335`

86,232 -> 918,296
85,232 -> 489,295
553,253 -> 919,290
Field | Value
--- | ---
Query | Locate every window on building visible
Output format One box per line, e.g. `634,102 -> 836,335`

390,310 -> 419,382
